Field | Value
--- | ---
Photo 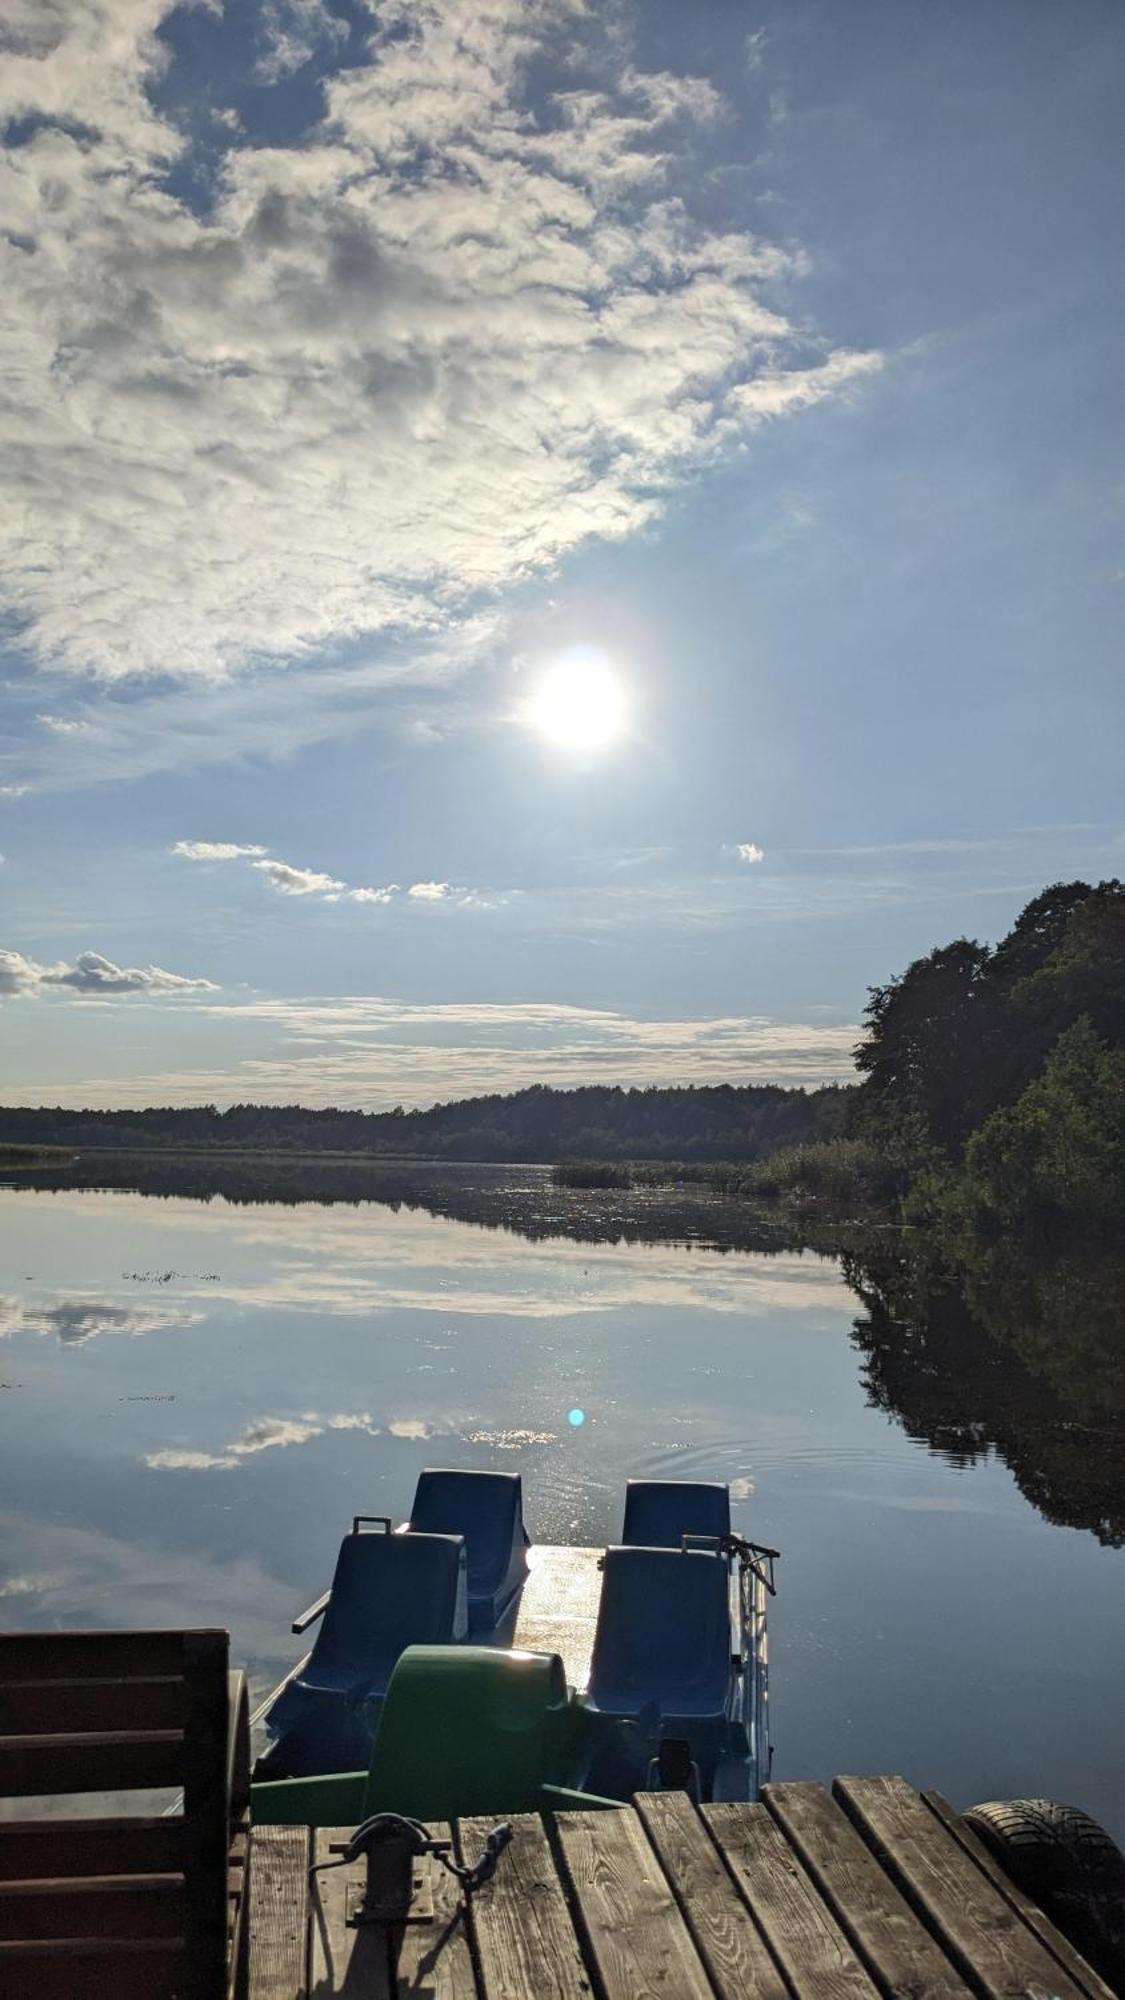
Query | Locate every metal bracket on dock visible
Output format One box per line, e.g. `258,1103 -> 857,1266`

328,1816 -> 450,1929
342,1844 -> 438,1928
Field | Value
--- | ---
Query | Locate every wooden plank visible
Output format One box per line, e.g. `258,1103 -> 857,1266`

922,1793 -> 1116,2000
704,1802 -> 879,2000
635,1791 -> 788,2000
835,1776 -> 1090,2000
0,1871 -> 185,1941
0,1816 -> 183,1880
458,1811 -> 590,2000
0,1630 -> 197,1680
0,1676 -> 187,1734
308,1825 -> 393,1998
393,1821 -> 476,1999
182,1628 -> 232,2000
229,1817 -> 252,2000
763,1782 -> 969,1999
0,1728 -> 185,1795
553,1806 -> 713,2000
0,1935 -> 184,2000
248,1826 -> 308,2000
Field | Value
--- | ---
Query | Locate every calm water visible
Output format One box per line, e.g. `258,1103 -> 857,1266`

2,1166 -> 1123,1839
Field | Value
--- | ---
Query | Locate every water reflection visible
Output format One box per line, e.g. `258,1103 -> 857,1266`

6,1160 -> 1123,1543
847,1236 -> 1125,1547
1,1296 -> 201,1344
2,1167 -> 1124,1839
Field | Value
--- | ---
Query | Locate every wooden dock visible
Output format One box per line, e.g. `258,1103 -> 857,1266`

247,1775 -> 1114,1999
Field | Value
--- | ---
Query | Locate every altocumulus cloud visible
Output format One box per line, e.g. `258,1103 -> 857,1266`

0,949 -> 216,998
0,0 -> 880,684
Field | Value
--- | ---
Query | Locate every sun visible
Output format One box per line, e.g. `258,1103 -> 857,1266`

525,648 -> 628,751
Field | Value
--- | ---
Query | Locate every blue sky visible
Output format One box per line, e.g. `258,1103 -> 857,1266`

1,0 -> 1122,1107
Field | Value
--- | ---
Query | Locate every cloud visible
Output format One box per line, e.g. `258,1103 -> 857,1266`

736,842 -> 765,864
256,0 -> 346,85
348,884 -> 399,906
35,714 -> 90,735
252,858 -> 348,898
174,841 -> 467,908
0,947 -> 216,998
9,994 -> 859,1106
0,785 -> 30,799
0,0 -> 879,685
172,840 -> 268,861
5,615 -> 508,793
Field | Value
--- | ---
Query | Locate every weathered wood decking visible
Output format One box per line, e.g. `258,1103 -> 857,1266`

247,1776 -> 1114,1999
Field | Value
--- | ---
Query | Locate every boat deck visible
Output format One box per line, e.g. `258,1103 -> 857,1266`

509,1542 -> 602,1690
246,1774 -> 1113,1999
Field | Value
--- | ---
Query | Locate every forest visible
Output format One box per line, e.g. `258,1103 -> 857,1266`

0,1078 -> 849,1165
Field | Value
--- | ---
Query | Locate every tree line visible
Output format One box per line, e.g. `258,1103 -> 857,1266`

0,1080 -> 850,1165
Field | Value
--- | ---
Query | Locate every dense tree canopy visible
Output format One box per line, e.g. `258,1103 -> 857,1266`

855,879 -> 1125,1162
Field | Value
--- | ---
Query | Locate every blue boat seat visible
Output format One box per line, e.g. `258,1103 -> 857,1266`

294,1528 -> 468,1702
622,1479 -> 730,1550
586,1546 -> 731,1754
407,1469 -> 529,1632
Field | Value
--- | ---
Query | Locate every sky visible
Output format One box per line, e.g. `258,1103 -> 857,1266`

1,0 -> 1122,1110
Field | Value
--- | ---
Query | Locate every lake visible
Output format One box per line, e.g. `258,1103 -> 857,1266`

2,1162 -> 1123,1840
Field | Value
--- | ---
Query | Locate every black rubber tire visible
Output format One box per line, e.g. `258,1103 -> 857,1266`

964,1798 -> 1125,1990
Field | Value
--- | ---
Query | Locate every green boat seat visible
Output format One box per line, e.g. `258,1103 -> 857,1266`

622,1478 -> 730,1549
407,1469 -> 530,1632
365,1644 -> 572,1817
252,1646 -> 626,1824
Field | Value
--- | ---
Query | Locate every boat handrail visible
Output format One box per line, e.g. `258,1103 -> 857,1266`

292,1588 -> 331,1635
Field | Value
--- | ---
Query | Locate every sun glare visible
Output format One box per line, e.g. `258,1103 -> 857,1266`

526,649 -> 628,751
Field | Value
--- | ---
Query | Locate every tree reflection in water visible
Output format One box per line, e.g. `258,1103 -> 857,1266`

845,1234 -> 1125,1546
7,1152 -> 1123,1543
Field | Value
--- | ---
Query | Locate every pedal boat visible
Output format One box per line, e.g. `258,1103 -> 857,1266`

252,1471 -> 778,1823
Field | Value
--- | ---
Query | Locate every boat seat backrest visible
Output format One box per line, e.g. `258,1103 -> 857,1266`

622,1479 -> 730,1550
587,1546 -> 731,1718
311,1530 -> 467,1676
408,1469 -> 526,1596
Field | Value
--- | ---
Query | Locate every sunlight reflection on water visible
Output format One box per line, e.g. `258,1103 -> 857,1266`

1,1172 -> 1124,1840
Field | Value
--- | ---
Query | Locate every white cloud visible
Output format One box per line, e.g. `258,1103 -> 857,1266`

172,840 -> 268,861
348,884 -> 399,905
252,858 -> 348,898
0,0 -> 879,685
0,947 -> 216,998
256,0 -> 346,85
9,993 -> 858,1105
35,714 -> 91,736
0,785 -> 30,799
736,842 -> 765,864
174,841 -> 466,908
